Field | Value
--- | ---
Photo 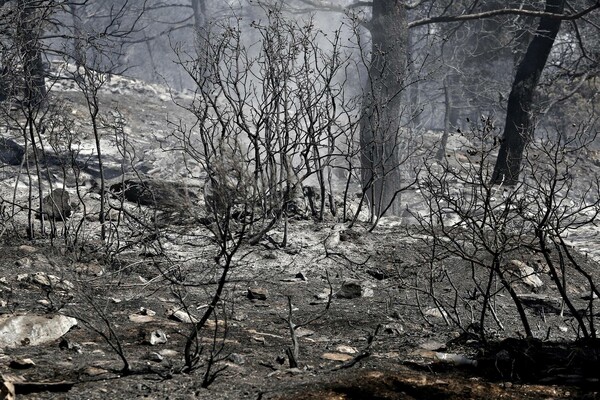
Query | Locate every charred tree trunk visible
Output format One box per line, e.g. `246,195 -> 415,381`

69,2 -> 85,68
360,0 -> 408,217
191,0 -> 207,33
491,0 -> 565,185
18,0 -> 47,108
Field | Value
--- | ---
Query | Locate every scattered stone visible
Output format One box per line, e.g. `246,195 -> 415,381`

139,307 -> 156,316
382,323 -> 404,335
247,287 -> 268,301
9,358 -> 35,369
147,352 -> 163,362
83,366 -> 110,377
336,280 -> 374,299
335,345 -> 357,354
315,289 -> 332,301
295,272 -> 307,281
506,260 -> 544,289
74,262 -> 104,277
15,258 -> 32,268
19,272 -> 74,291
425,307 -> 448,319
324,226 -> 343,250
366,269 -> 392,280
37,299 -> 51,307
434,352 -> 477,367
158,349 -> 179,358
129,314 -> 155,324
110,298 -> 122,304
18,245 -> 37,253
558,325 -> 569,333
228,353 -> 246,365
321,353 -> 353,362
294,327 -> 315,338
0,379 -> 15,400
146,330 -> 167,346
167,308 -> 198,323
252,336 -> 266,344
0,314 -> 78,348
232,313 -> 247,322
281,272 -> 308,283
420,341 -> 446,351
581,292 -> 599,301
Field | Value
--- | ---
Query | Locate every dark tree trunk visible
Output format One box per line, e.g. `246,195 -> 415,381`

491,0 -> 565,185
70,2 -> 85,68
191,0 -> 207,33
18,0 -> 47,108
360,0 -> 408,217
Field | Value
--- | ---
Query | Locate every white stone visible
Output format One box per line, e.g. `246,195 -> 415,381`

0,315 -> 77,348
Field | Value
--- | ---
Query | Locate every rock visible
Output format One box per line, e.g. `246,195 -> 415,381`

336,280 -> 374,299
74,262 -> 104,276
21,272 -> 74,291
139,307 -> 156,316
382,323 -> 404,335
147,352 -> 163,362
324,225 -> 344,250
321,353 -> 354,362
281,272 -> 308,283
146,330 -> 168,346
16,273 -> 29,281
425,307 -> 448,319
18,245 -> 37,253
294,327 -> 315,337
82,366 -> 110,376
247,287 -> 268,301
9,358 -> 35,369
15,258 -> 32,268
315,289 -> 332,301
434,352 -> 477,367
167,308 -> 198,323
506,260 -> 544,289
295,272 -> 307,281
228,353 -> 245,365
335,345 -> 358,354
420,341 -> 446,351
366,269 -> 392,280
0,315 -> 77,348
158,349 -> 179,358
129,314 -> 155,324
0,379 -> 15,400
42,189 -> 72,220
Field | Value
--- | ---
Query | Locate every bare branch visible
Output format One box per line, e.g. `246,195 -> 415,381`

285,0 -> 371,14
409,2 -> 600,28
